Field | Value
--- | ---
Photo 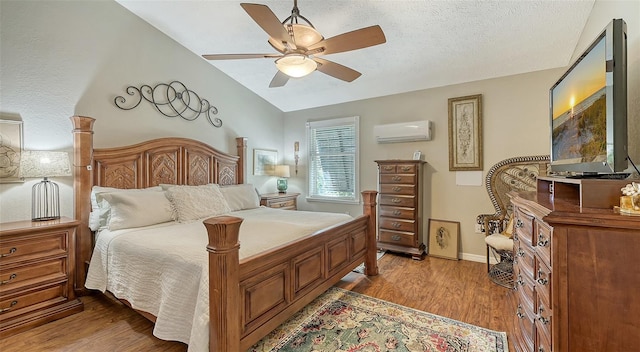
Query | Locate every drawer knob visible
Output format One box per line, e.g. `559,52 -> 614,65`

515,219 -> 524,228
539,347 -> 546,352
392,186 -> 401,192
516,275 -> 525,287
391,235 -> 401,241
0,273 -> 17,285
517,248 -> 525,257
0,300 -> 17,313
537,306 -> 550,325
391,198 -> 401,204
391,222 -> 401,228
0,247 -> 17,258
392,176 -> 401,181
537,269 -> 548,286
516,305 -> 525,319
537,233 -> 549,247
392,210 -> 401,216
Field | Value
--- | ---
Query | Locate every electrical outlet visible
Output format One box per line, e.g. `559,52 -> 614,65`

475,223 -> 484,234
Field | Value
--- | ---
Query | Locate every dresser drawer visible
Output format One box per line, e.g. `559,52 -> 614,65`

515,271 -> 535,314
0,232 -> 68,265
0,282 -> 67,320
379,217 -> 415,232
379,206 -> 415,220
378,230 -> 415,247
378,164 -> 416,174
514,208 -> 535,245
515,240 -> 535,279
535,220 -> 552,266
516,303 -> 536,351
0,258 -> 66,295
535,294 -> 552,345
535,258 -> 552,305
379,174 -> 416,184
379,195 -> 415,208
537,325 -> 552,352
379,184 -> 415,196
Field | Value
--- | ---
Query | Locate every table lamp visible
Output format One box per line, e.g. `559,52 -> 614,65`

274,165 -> 290,193
19,150 -> 71,221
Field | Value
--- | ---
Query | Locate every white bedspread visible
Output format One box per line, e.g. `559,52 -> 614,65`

84,207 -> 352,351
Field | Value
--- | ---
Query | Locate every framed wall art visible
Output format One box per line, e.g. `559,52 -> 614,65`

448,94 -> 483,171
0,119 -> 24,183
428,218 -> 460,260
253,148 -> 277,176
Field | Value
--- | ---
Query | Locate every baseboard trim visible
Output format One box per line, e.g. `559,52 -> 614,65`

459,252 -> 496,264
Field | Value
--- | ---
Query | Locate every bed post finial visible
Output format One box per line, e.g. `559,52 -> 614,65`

361,190 -> 379,276
203,216 -> 243,352
71,116 -> 95,295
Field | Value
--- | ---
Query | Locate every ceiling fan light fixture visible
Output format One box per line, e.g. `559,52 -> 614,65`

275,54 -> 317,78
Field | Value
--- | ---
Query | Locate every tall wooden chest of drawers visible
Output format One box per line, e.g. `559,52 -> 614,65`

375,160 -> 426,260
0,217 -> 83,337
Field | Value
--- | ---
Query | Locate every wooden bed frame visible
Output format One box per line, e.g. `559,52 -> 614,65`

70,116 -> 379,351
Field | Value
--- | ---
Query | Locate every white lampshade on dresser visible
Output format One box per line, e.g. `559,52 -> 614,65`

19,151 -> 71,221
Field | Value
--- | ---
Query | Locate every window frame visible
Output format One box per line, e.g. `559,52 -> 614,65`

306,116 -> 360,204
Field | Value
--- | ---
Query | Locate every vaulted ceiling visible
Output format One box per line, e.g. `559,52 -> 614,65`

115,0 -> 595,112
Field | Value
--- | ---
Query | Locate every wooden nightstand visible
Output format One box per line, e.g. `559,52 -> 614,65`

0,217 -> 84,337
260,192 -> 300,210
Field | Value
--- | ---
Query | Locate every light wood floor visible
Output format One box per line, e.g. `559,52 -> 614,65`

0,253 -> 515,351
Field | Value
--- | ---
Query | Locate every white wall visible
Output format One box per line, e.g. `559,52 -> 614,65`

283,0 -> 640,260
0,0 -> 285,223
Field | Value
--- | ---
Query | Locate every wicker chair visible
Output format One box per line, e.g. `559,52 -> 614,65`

477,155 -> 549,288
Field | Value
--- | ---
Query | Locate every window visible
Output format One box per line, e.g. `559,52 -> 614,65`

307,116 -> 359,203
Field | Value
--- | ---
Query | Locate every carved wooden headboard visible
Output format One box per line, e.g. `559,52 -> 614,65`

70,115 -> 247,294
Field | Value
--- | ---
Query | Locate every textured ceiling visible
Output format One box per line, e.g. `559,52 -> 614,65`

115,0 -> 595,112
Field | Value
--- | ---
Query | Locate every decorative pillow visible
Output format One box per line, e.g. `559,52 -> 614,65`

502,217 -> 515,239
99,191 -> 175,230
220,184 -> 260,211
166,184 -> 232,222
90,186 -> 163,231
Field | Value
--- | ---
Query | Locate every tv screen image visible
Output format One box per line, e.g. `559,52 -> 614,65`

551,37 -> 606,164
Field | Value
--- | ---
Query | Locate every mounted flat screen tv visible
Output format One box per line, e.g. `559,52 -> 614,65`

550,18 -> 628,176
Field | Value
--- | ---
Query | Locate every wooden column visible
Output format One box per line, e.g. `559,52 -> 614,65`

70,115 -> 95,295
362,190 -> 379,276
203,216 -> 243,352
236,137 -> 247,184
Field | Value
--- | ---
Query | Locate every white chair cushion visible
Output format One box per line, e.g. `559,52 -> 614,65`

485,233 -> 514,251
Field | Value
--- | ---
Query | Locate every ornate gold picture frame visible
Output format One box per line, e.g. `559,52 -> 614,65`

428,219 -> 460,260
448,94 -> 483,171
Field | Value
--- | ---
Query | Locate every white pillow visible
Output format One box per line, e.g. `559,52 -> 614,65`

220,184 -> 260,211
99,191 -> 175,230
166,184 -> 232,222
89,186 -> 163,231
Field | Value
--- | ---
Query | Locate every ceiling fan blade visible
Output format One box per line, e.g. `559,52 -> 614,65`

314,58 -> 361,82
240,3 -> 295,49
202,53 -> 281,60
269,70 -> 290,88
308,25 -> 386,56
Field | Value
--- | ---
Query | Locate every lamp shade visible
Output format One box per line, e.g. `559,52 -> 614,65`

275,165 -> 290,178
19,151 -> 71,178
275,54 -> 318,78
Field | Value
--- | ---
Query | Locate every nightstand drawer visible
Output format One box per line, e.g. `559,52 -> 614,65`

0,282 -> 67,320
268,199 -> 295,209
0,232 -> 68,265
0,258 -> 66,294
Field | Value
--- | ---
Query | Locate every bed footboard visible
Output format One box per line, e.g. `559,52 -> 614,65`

204,190 -> 378,351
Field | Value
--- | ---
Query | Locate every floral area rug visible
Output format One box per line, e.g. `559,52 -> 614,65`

249,287 -> 508,352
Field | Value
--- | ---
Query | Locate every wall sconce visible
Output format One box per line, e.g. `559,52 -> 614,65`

19,151 -> 71,221
294,141 -> 299,175
274,165 -> 290,193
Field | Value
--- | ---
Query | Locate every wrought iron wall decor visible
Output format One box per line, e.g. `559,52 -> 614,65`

114,81 -> 222,128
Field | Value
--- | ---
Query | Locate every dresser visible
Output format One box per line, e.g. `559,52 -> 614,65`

0,217 -> 83,337
375,160 -> 426,260
260,192 -> 300,210
510,177 -> 640,352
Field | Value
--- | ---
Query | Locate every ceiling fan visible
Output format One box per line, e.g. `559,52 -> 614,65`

202,1 -> 386,88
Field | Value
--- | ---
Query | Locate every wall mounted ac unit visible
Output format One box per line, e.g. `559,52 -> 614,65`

374,120 -> 432,143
